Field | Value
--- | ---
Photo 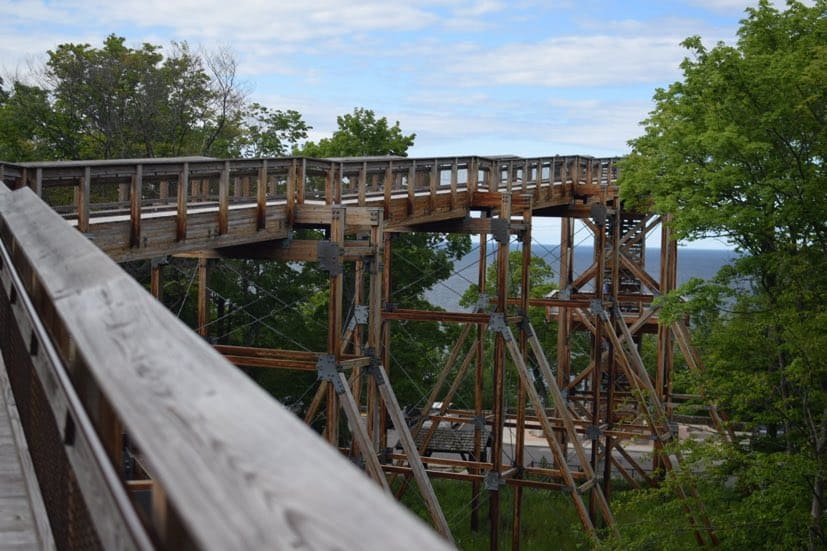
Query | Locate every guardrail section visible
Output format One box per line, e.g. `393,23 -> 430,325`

0,185 -> 452,550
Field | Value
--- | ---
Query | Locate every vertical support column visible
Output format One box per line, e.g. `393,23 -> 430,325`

489,193 -> 511,550
604,203 -> 622,503
367,210 -> 384,452
177,163 -> 189,242
512,195 -> 532,550
557,217 -> 573,393
197,256 -> 209,338
471,213 -> 487,533
130,165 -> 143,248
657,215 -> 676,409
380,232 -> 393,451
589,204 -> 606,524
78,166 -> 90,233
326,206 -> 345,446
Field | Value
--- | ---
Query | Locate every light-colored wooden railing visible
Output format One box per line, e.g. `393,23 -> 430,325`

0,184 -> 452,550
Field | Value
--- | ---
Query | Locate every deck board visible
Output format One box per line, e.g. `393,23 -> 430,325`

0,356 -> 55,550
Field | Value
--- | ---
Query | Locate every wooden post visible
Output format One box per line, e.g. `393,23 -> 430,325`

429,160 -> 438,211
218,161 -> 229,235
471,214 -> 487,533
589,204 -> 606,524
197,256 -> 209,338
258,160 -> 269,230
489,194 -> 511,550
176,163 -> 188,242
151,259 -> 163,301
512,196 -> 532,550
130,165 -> 143,248
383,162 -> 393,220
367,210 -> 384,452
78,166 -> 91,233
407,161 -> 416,215
358,162 -> 367,207
326,206 -> 345,446
33,168 -> 43,197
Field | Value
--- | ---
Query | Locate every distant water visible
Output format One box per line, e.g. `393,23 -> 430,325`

424,245 -> 738,312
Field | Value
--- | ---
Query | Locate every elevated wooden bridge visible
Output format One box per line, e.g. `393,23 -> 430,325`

0,155 -> 724,548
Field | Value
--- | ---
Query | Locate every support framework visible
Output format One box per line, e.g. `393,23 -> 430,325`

0,155 -> 729,547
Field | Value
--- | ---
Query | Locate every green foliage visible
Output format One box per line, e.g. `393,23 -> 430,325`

459,249 -> 556,309
0,34 -> 309,161
241,103 -> 310,157
0,79 -> 62,161
297,107 -> 415,158
620,1 -> 827,546
400,478 -> 588,550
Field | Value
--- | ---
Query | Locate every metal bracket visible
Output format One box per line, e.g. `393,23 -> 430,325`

586,425 -> 602,441
490,218 -> 509,245
487,313 -> 510,339
354,304 -> 369,325
589,299 -> 605,317
317,241 -> 343,275
316,354 -> 345,394
590,203 -> 607,227
559,286 -> 571,300
518,312 -> 532,336
485,470 -> 504,491
475,293 -> 490,313
363,354 -> 385,386
472,415 -> 487,430
150,256 -> 168,269
380,447 -> 394,465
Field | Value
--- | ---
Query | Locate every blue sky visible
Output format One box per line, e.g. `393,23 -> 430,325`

1,0 -> 780,248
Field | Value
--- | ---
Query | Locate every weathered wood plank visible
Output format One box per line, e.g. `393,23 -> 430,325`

0,354 -> 56,550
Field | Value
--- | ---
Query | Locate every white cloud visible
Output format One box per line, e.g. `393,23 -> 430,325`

444,35 -> 685,88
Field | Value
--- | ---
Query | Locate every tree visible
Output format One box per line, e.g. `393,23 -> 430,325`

241,103 -> 310,157
0,78 -> 61,161
619,1 -> 827,547
297,107 -> 415,157
0,35 -> 309,161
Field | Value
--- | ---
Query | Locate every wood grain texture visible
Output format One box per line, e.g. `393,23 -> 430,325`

0,187 -> 453,551
0,354 -> 56,550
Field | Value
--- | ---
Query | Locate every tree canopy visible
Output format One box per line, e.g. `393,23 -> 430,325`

297,107 -> 415,157
617,2 -> 827,548
0,34 -> 309,161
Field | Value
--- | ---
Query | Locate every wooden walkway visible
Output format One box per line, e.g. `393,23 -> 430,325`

0,356 -> 54,550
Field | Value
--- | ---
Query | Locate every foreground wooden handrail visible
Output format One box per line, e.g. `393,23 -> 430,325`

0,186 -> 452,550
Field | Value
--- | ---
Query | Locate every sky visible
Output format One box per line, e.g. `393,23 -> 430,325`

0,0 -> 778,248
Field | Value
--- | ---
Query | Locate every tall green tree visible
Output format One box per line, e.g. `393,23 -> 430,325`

618,1 -> 827,548
298,107 -> 415,157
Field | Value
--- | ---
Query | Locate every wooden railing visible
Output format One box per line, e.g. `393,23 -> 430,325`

0,154 -> 619,217
0,184 -> 452,550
